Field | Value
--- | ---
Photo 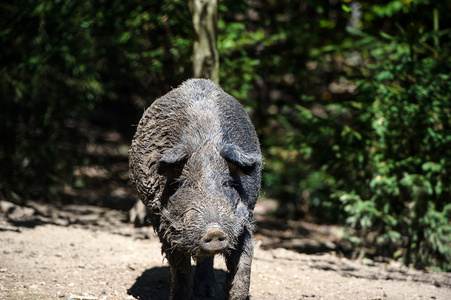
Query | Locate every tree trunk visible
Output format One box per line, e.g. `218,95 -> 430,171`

188,0 -> 219,84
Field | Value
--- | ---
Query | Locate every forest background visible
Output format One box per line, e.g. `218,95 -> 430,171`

1,0 -> 450,272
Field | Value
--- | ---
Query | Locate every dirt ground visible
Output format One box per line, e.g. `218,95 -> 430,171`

1,200 -> 450,300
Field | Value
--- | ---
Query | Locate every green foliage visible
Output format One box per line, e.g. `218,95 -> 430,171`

288,1 -> 451,270
0,0 -> 192,198
1,1 -> 103,196
351,3 -> 450,270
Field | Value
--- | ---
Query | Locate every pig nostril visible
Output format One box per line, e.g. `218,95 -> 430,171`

200,229 -> 228,253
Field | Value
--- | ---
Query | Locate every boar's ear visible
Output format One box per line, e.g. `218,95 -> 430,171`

157,144 -> 188,176
220,144 -> 261,176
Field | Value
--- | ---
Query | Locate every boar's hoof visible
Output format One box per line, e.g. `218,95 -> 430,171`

200,227 -> 228,253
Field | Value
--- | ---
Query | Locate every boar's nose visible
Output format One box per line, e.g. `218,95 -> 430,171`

200,226 -> 228,253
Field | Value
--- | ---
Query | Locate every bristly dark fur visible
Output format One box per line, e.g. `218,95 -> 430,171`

129,79 -> 262,300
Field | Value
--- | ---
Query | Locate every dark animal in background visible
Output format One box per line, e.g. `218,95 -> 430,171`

129,79 -> 262,300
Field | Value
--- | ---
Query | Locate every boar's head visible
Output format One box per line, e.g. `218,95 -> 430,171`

156,140 -> 261,257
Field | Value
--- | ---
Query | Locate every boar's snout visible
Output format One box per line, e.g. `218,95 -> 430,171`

200,223 -> 229,254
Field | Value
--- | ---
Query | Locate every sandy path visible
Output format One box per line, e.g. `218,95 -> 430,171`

0,204 -> 450,300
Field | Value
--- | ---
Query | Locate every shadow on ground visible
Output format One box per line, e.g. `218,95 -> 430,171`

254,216 -> 352,255
127,267 -> 226,300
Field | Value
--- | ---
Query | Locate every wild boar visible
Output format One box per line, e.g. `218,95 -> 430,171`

129,79 -> 262,300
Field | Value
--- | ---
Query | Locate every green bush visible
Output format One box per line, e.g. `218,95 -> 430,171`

290,1 -> 451,270
0,0 -> 192,199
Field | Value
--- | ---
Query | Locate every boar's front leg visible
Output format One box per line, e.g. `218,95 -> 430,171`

164,244 -> 192,300
194,256 -> 217,297
224,229 -> 253,300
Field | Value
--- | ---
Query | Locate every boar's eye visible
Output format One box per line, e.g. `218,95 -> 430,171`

223,177 -> 235,188
157,144 -> 188,177
220,144 -> 261,176
226,162 -> 245,178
